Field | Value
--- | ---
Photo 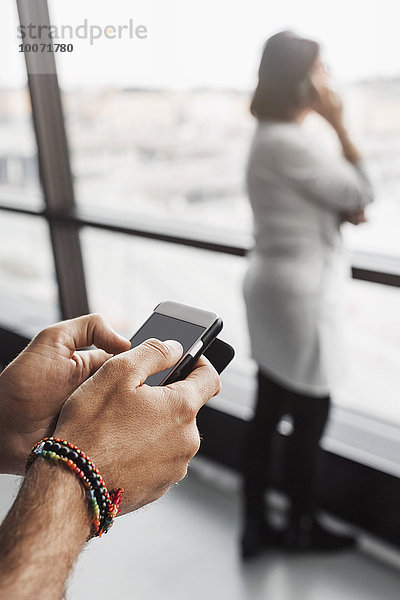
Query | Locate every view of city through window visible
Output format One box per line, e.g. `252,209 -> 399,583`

61,82 -> 400,254
2,2 -> 400,253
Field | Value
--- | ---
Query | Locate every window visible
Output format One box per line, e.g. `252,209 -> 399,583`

0,213 -> 59,335
49,0 -> 252,244
48,0 -> 400,258
0,1 -> 56,334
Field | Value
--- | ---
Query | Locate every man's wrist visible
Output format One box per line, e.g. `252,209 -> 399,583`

0,385 -> 31,475
0,459 -> 91,600
0,425 -> 27,475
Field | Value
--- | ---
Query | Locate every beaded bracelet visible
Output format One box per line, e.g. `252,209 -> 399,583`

26,437 -> 124,537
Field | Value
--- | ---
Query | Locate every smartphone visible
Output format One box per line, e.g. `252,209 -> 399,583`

129,301 -> 224,386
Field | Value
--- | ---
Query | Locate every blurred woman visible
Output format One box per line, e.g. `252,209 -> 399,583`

242,31 -> 374,557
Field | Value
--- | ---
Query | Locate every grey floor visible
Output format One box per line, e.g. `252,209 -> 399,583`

1,462 -> 400,600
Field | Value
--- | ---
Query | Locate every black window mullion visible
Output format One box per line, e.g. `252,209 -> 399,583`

16,0 -> 89,319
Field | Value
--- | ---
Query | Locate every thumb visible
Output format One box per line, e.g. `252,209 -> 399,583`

53,313 -> 131,355
124,338 -> 183,385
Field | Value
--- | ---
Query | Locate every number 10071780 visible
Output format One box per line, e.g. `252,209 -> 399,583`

19,43 -> 74,53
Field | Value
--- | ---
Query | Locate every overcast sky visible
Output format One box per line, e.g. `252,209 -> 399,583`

2,0 -> 400,89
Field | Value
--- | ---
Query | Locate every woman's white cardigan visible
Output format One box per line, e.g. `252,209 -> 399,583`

243,121 -> 374,396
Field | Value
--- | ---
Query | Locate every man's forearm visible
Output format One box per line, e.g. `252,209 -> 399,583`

0,459 -> 91,600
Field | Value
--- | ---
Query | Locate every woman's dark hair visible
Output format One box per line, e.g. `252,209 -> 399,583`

250,31 -> 320,121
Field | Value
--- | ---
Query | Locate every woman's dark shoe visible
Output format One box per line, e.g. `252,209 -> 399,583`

282,514 -> 356,552
241,517 -> 281,559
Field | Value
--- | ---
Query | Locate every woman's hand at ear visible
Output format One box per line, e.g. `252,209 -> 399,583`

313,85 -> 362,164
312,85 -> 344,131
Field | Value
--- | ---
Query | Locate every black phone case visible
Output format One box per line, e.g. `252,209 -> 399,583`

163,337 -> 234,384
203,337 -> 235,374
163,319 -> 234,384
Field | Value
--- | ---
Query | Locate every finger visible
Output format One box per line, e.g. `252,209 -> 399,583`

53,313 -> 131,355
121,338 -> 183,385
72,348 -> 113,380
166,356 -> 221,414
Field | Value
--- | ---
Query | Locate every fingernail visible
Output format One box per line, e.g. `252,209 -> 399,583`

164,339 -> 183,357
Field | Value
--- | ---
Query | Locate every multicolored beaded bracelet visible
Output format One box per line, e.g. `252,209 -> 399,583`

26,437 -> 124,537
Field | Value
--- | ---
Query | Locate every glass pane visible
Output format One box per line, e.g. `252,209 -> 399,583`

0,213 -> 59,336
336,278 -> 400,425
0,0 -> 42,208
50,0 -> 399,258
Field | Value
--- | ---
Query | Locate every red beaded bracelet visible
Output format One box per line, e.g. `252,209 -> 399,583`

26,437 -> 124,537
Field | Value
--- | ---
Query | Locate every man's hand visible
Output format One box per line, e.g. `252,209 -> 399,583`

0,314 -> 130,474
55,338 -> 221,513
0,338 -> 220,600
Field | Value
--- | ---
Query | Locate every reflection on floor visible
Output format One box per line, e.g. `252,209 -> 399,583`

1,461 -> 400,600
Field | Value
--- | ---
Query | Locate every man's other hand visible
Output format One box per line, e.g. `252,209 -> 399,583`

0,314 -> 130,474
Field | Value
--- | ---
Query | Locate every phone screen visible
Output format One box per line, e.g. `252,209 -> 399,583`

130,312 -> 206,386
